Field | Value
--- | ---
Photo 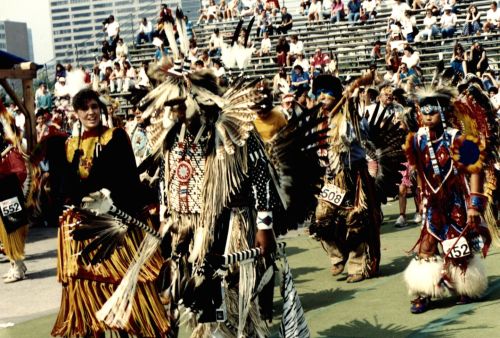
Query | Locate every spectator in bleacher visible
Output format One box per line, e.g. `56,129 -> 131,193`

122,61 -> 136,93
425,0 -> 440,17
54,77 -> 69,99
255,0 -> 265,15
109,62 -> 124,93
276,7 -> 293,34
199,0 -> 220,23
136,18 -> 153,45
228,0 -> 240,19
483,2 -> 500,35
194,60 -> 205,71
188,39 -> 199,64
276,36 -> 290,67
463,5 -> 481,36
321,0 -> 332,20
450,42 -> 465,78
101,40 -> 113,58
241,0 -> 257,17
290,65 -> 310,91
401,10 -> 418,42
346,0 -> 361,26
360,0 -> 378,22
35,83 -> 53,111
265,0 -> 280,17
287,34 -> 304,66
415,9 -> 439,42
481,71 -> 497,91
489,86 -> 500,112
412,0 -> 424,10
308,0 -> 322,26
396,62 -> 419,91
219,0 -> 229,20
390,0 -> 410,24
273,66 -> 290,96
200,50 -> 212,68
325,51 -> 339,75
292,52 -> 310,72
154,43 -> 168,62
440,5 -> 457,40
98,54 -> 113,81
104,15 -> 120,45
159,3 -> 173,23
208,28 -> 224,58
55,63 -> 66,82
257,10 -> 274,36
115,38 -> 128,59
300,0 -> 311,16
386,46 -> 401,72
136,61 -> 151,88
401,45 -> 420,69
212,59 -> 226,81
258,31 -> 272,57
383,65 -> 397,85
387,24 -> 406,52
330,0 -> 345,24
310,47 -> 330,76
370,40 -> 383,62
468,41 -> 489,76
438,0 -> 457,15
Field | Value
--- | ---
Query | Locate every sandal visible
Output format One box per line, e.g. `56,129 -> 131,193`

410,296 -> 430,314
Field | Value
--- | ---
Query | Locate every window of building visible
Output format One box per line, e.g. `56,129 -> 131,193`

93,2 -> 111,8
53,22 -> 70,28
73,26 -> 93,33
51,0 -> 68,6
51,7 -> 69,14
72,12 -> 89,18
53,15 -> 70,21
74,20 -> 92,25
71,5 -> 90,11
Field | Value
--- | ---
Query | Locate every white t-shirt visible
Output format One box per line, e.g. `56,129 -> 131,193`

292,58 -> 310,71
261,37 -> 272,51
289,41 -> 304,55
486,8 -> 500,25
390,1 -> 410,22
214,66 -> 226,77
308,1 -> 321,14
210,34 -> 224,49
423,15 -> 437,29
106,21 -> 120,38
440,13 -> 457,28
401,52 -> 420,69
139,21 -> 153,34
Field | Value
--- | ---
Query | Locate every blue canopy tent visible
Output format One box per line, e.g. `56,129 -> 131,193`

0,49 -> 41,151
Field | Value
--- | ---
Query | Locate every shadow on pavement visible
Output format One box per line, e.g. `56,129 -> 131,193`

26,249 -> 57,261
27,267 -> 57,280
26,227 -> 58,244
300,288 -> 357,312
318,317 -> 450,338
380,212 -> 420,235
291,266 -> 323,277
284,246 -> 307,257
379,254 -> 412,277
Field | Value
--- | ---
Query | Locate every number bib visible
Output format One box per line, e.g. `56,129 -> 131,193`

0,197 -> 22,217
319,184 -> 346,206
442,237 -> 471,258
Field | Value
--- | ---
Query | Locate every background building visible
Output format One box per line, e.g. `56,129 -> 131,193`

49,0 -> 180,68
0,20 -> 32,60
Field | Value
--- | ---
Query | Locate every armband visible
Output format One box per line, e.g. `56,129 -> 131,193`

257,211 -> 273,230
468,192 -> 487,212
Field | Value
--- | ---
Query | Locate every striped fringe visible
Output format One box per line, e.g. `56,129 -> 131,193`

0,219 -> 27,261
51,278 -> 170,337
53,209 -> 170,337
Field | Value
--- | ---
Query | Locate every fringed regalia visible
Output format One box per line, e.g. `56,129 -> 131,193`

310,75 -> 406,281
403,85 -> 499,313
51,127 -> 170,337
0,100 -> 32,283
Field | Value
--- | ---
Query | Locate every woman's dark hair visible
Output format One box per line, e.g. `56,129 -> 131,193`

72,89 -> 105,113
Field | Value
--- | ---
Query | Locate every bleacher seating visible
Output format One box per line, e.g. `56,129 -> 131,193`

113,0 -> 500,113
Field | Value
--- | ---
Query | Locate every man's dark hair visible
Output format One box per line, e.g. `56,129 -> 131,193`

194,60 -> 204,67
293,65 -> 303,72
489,86 -> 498,95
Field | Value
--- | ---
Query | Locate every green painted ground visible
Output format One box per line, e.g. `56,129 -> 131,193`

2,201 -> 500,338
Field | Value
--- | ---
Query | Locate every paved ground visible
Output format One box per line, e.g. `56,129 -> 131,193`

2,200 -> 500,338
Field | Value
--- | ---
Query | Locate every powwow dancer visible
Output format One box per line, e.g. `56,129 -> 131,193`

0,99 -> 33,283
69,11 -> 323,337
309,74 -> 406,283
49,89 -> 169,337
403,85 -> 499,313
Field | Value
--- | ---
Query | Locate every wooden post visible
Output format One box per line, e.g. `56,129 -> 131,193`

22,78 -> 36,151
